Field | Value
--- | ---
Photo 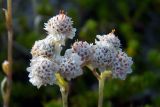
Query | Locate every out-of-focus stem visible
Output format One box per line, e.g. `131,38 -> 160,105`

2,0 -> 13,107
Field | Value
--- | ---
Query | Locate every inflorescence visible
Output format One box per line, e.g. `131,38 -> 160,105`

27,11 -> 133,88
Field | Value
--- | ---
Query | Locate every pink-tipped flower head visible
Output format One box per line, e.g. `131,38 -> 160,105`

44,10 -> 76,45
96,30 -> 121,49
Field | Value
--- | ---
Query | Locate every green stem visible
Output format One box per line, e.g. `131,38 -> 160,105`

55,73 -> 69,107
98,76 -> 105,107
60,85 -> 69,107
86,65 -> 112,107
98,71 -> 111,107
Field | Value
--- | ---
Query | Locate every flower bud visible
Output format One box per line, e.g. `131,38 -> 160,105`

2,60 -> 10,75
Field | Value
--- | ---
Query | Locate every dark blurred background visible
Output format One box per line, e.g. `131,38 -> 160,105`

0,0 -> 160,107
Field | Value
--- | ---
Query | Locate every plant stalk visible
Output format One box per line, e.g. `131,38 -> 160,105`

2,0 -> 13,107
55,73 -> 69,107
60,85 -> 69,107
98,76 -> 105,107
97,71 -> 111,107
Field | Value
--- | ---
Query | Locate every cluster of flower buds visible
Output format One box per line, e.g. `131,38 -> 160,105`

27,11 -> 133,88
68,30 -> 133,80
27,11 -> 79,88
91,31 -> 133,80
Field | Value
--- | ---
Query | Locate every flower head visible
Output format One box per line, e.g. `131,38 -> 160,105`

91,43 -> 116,72
71,41 -> 93,63
44,10 -> 76,45
96,31 -> 120,49
31,36 -> 63,59
27,57 -> 59,88
59,53 -> 83,80
112,50 -> 133,80
45,35 -> 62,55
31,39 -> 55,58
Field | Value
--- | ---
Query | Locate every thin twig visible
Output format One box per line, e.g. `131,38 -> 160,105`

91,69 -> 100,80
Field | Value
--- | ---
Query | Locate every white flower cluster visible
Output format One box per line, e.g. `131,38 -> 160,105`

59,53 -> 83,81
68,31 -> 133,80
31,39 -> 55,58
72,41 -> 93,63
112,49 -> 133,80
96,32 -> 120,49
91,32 -> 133,79
91,43 -> 115,72
27,57 -> 58,88
27,12 -> 133,88
27,11 -> 82,88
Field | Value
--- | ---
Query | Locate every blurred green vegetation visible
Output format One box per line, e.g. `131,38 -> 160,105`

0,0 -> 160,107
